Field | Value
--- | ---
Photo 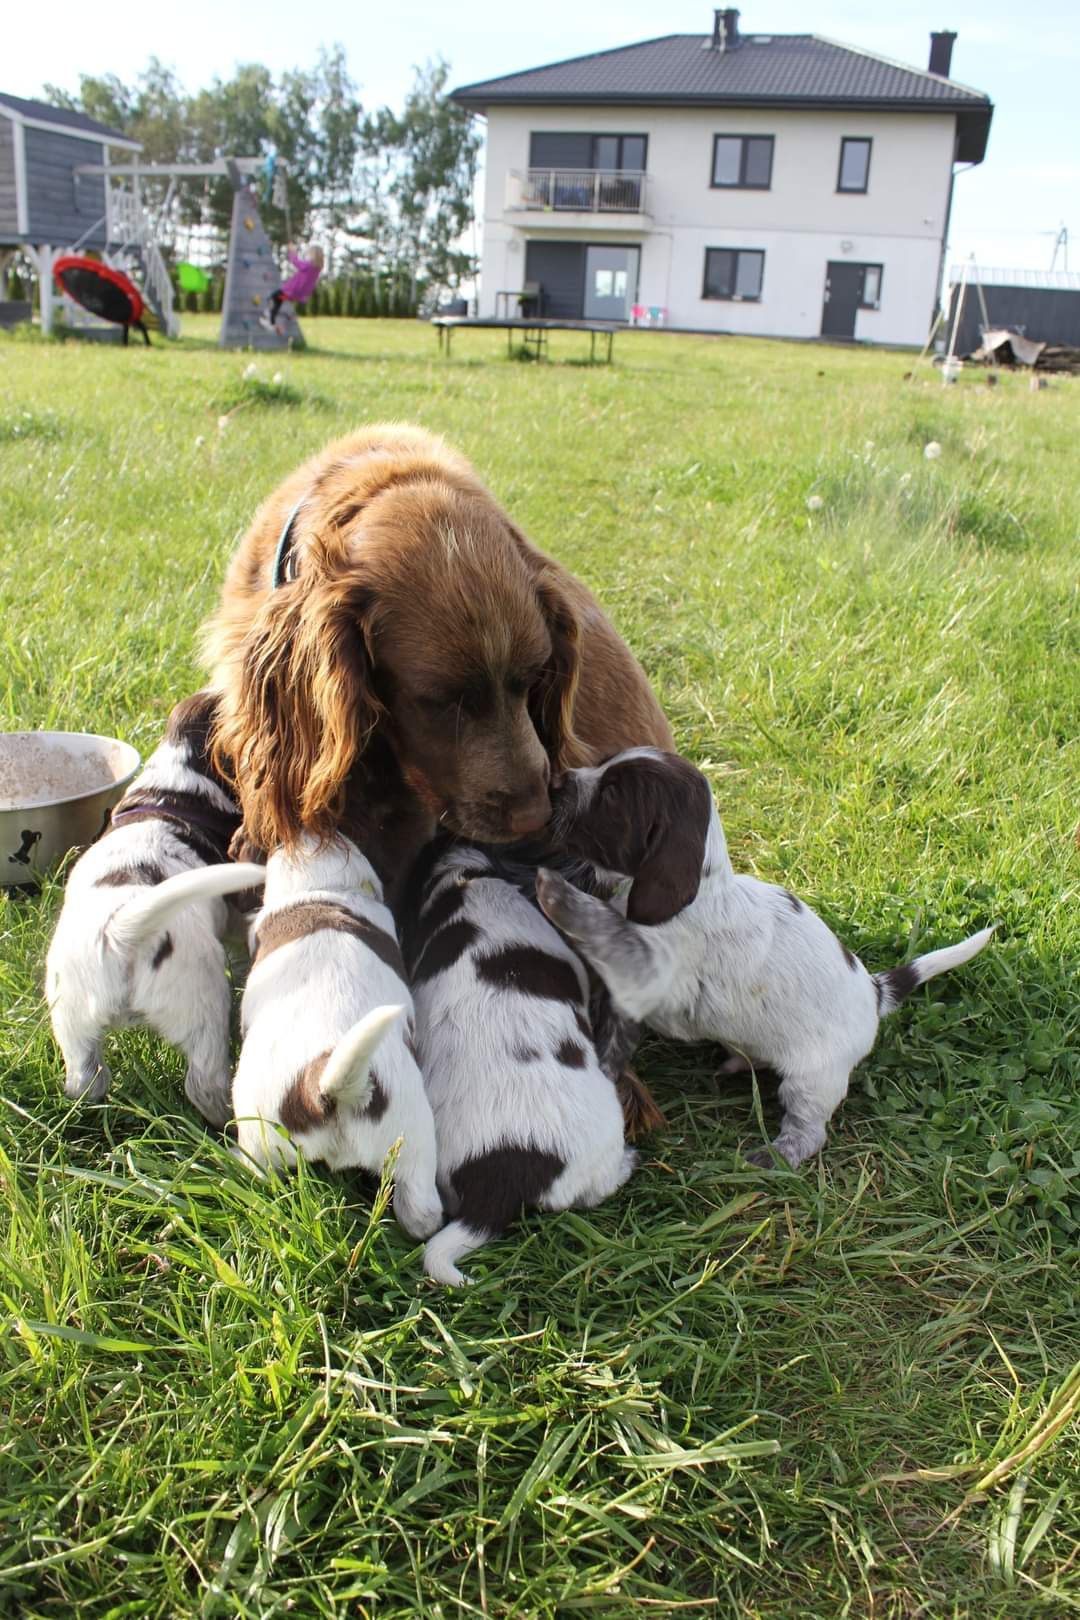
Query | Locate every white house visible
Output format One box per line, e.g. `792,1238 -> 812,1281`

452,12 -> 993,346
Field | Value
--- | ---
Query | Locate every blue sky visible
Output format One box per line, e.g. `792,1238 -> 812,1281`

5,0 -> 1077,275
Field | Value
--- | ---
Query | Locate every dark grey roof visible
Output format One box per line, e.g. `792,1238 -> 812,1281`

0,91 -> 139,147
453,33 -> 992,160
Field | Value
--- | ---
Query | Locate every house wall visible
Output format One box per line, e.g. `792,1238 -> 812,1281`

24,129 -> 107,244
478,103 -> 957,344
0,117 -> 19,236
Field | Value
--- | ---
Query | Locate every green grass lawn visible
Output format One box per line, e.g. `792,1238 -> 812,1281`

1,315 -> 1077,1617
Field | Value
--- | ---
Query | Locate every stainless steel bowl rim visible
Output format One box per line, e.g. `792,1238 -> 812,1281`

0,731 -> 142,811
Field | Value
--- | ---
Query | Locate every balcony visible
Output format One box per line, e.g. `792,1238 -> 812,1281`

506,169 -> 650,224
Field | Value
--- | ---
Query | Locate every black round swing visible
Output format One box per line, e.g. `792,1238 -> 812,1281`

53,257 -> 152,345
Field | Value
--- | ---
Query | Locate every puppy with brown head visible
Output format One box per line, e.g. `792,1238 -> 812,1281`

538,748 -> 995,1169
548,747 -> 713,923
202,424 -> 672,876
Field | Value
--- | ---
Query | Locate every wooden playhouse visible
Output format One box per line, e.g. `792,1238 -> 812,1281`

0,92 -> 297,347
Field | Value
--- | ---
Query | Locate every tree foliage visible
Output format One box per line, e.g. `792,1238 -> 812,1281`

356,60 -> 481,301
43,49 -> 475,297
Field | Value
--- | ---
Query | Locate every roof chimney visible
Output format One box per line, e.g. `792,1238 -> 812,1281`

712,9 -> 741,51
928,30 -> 956,77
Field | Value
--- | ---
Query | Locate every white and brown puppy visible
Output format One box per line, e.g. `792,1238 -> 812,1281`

232,834 -> 442,1241
403,839 -> 636,1286
46,693 -> 264,1124
536,748 -> 995,1169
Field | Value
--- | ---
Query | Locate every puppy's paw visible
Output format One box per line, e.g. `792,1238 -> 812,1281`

64,1061 -> 111,1102
744,1139 -> 803,1171
394,1184 -> 445,1241
185,1070 -> 233,1129
536,867 -> 587,934
535,866 -> 569,917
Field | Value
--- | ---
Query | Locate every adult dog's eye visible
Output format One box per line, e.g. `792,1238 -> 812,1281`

507,666 -> 541,699
459,687 -> 490,718
417,692 -> 453,716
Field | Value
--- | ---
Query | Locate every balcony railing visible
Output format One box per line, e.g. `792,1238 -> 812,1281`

507,168 -> 649,215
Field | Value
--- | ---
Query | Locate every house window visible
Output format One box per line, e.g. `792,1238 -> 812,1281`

711,135 -> 774,189
860,265 -> 883,308
528,133 -> 646,171
593,268 -> 629,300
703,248 -> 765,301
592,134 -> 647,171
838,137 -> 872,193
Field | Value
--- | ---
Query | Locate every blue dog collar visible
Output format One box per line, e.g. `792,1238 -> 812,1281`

271,497 -> 305,588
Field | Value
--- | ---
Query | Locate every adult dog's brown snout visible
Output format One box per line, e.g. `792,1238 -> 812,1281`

499,778 -> 552,840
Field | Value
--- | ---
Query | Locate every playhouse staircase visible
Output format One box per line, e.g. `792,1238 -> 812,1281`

105,187 -> 180,338
125,241 -> 176,334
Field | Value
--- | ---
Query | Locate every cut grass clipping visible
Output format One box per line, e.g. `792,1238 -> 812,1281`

1,317 -> 1077,1618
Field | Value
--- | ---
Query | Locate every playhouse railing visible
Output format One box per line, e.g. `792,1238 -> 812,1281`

106,186 -> 180,338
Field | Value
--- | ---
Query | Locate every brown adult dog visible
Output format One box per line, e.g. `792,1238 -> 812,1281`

203,423 -> 672,853
203,424 -> 672,1135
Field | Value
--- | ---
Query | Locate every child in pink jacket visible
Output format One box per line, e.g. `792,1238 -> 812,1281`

261,244 -> 324,332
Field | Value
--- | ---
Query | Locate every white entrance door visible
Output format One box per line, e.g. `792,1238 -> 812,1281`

583,246 -> 639,321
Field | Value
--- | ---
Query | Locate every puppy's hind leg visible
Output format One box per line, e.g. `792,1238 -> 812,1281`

154,953 -> 234,1128
536,870 -> 663,1022
393,1130 -> 445,1241
544,1144 -> 637,1212
181,1012 -> 233,1128
746,1063 -> 851,1170
49,994 -> 112,1102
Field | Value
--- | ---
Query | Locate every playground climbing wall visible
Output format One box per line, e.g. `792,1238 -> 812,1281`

219,177 -> 303,350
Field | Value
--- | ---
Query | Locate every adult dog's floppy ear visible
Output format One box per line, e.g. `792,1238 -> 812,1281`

213,562 -> 383,853
625,758 -> 712,926
530,569 -> 587,771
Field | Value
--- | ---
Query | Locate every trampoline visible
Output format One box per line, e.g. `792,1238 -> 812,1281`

53,256 -> 151,345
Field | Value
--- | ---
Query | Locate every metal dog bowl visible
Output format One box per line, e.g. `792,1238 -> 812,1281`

0,731 -> 141,887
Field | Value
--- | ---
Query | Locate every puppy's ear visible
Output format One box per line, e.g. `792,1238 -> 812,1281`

530,569 -> 587,771
213,565 -> 383,854
626,760 -> 712,926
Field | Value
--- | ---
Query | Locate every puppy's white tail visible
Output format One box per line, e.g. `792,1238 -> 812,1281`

106,863 -> 266,953
423,1220 -> 488,1286
874,925 -> 996,1016
318,1004 -> 404,1111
